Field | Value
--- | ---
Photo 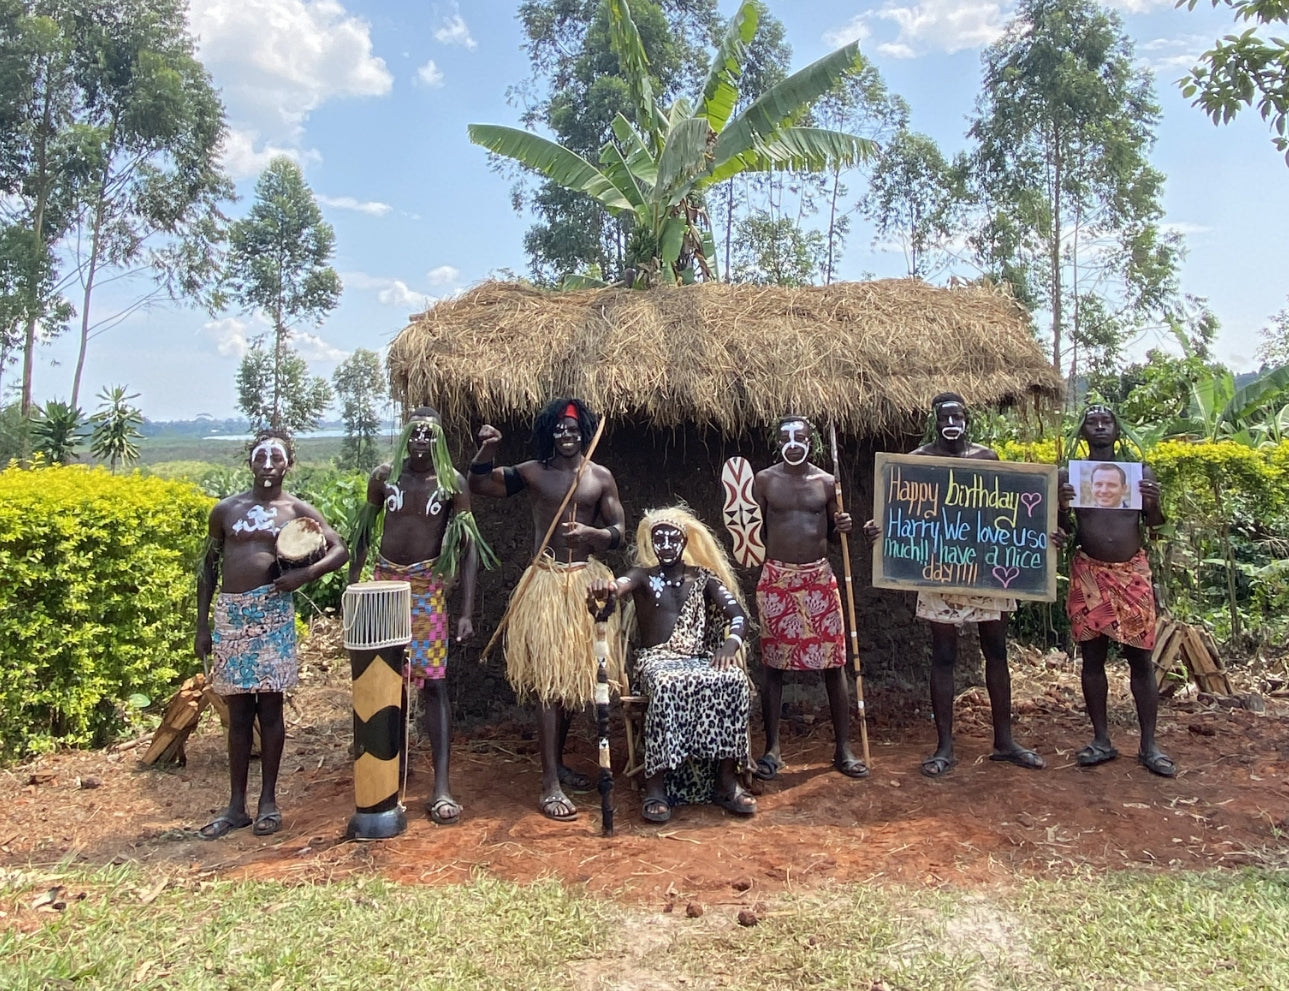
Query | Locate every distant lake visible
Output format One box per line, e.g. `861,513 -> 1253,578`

202,429 -> 397,441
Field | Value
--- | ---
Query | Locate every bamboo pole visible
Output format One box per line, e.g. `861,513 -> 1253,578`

829,420 -> 870,765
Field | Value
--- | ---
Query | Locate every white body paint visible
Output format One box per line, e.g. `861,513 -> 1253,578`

385,482 -> 444,516
232,505 -> 281,535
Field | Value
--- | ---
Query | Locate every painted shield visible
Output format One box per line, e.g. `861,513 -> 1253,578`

721,456 -> 765,567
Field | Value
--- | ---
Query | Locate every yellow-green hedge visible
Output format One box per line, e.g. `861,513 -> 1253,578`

998,438 -> 1289,523
0,464 -> 213,759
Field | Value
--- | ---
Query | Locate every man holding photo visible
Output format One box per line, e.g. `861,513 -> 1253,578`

1059,405 -> 1175,777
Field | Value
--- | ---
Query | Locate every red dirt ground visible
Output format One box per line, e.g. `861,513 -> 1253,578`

3,632 -> 1286,909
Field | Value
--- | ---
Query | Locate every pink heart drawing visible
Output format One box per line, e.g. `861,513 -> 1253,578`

1020,492 -> 1042,517
992,565 -> 1020,588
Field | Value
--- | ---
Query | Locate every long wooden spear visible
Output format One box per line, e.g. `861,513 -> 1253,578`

829,420 -> 870,765
479,413 -> 608,662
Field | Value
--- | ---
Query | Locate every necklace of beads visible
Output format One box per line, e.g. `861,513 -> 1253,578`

648,570 -> 686,600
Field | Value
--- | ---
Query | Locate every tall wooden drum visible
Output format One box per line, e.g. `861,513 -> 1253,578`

342,580 -> 412,840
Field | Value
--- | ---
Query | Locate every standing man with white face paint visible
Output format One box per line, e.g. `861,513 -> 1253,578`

864,393 -> 1044,778
348,406 -> 488,825
195,429 -> 348,839
751,416 -> 865,782
469,397 -> 627,821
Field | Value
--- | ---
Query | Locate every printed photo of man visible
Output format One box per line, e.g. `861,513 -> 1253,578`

1069,460 -> 1142,511
1090,463 -> 1129,508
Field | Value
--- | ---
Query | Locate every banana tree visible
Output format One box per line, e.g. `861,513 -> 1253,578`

1163,363 -> 1289,443
469,0 -> 876,287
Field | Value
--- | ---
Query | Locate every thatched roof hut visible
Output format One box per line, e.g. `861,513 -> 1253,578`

387,279 -> 1062,436
385,280 -> 1062,718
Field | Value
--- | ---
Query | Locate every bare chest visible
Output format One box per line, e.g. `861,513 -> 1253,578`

763,474 -> 829,515
383,476 -> 447,519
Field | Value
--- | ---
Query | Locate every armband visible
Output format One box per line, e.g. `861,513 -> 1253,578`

606,525 -> 622,550
725,633 -> 744,649
502,465 -> 525,496
469,460 -> 494,475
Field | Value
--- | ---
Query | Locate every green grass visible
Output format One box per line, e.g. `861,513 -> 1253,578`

3,866 -> 1287,990
0,867 -> 612,991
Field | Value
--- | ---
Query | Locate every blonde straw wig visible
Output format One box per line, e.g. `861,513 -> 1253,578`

633,505 -> 747,614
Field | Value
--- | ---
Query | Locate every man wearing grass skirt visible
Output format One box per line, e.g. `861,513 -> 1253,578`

469,398 -> 626,822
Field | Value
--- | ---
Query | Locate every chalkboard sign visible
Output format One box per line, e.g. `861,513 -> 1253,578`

871,453 -> 1058,602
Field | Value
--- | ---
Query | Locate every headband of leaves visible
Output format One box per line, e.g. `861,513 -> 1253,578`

1061,403 -> 1146,464
387,416 -> 459,495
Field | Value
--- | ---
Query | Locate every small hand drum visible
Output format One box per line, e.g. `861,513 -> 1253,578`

271,517 -> 327,579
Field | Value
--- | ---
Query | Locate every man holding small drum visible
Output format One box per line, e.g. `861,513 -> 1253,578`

195,429 -> 348,839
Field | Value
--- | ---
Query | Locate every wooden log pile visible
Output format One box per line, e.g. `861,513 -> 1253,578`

141,674 -> 212,765
1152,616 -> 1232,696
140,674 -> 261,765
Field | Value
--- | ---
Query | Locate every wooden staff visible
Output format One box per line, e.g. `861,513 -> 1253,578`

829,420 -> 870,765
479,413 -> 608,662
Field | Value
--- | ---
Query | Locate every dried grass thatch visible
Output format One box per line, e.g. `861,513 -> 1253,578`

387,279 -> 1062,436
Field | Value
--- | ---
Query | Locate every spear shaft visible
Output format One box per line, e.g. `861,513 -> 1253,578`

829,420 -> 870,765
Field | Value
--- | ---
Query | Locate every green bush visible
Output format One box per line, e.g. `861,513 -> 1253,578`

0,464 -> 213,760
999,436 -> 1289,643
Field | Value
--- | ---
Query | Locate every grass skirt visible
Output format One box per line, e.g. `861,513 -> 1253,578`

505,555 -> 623,705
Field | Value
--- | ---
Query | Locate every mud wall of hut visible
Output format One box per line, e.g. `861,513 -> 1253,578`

434,414 -> 993,725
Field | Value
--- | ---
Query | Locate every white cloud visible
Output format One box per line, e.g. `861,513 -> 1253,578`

1137,35 -> 1209,76
876,42 -> 918,60
294,331 -> 349,362
416,59 -> 445,87
317,194 -> 392,216
337,271 -> 387,291
1104,0 -> 1173,12
822,16 -> 870,48
219,128 -> 322,180
879,1 -> 1009,57
434,11 -> 477,50
1161,221 -> 1211,239
203,317 -> 252,358
340,271 -> 433,310
827,2 -> 1009,59
378,280 -> 432,310
425,265 -> 460,287
189,1 -> 392,166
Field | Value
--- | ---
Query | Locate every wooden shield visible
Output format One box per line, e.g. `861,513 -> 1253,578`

721,456 -> 764,567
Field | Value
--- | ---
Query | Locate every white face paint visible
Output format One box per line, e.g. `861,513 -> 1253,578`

936,404 -> 967,442
249,439 -> 289,488
779,421 -> 810,466
651,524 -> 686,564
407,420 -> 436,457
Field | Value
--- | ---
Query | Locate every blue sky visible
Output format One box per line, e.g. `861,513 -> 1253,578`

24,0 -> 1289,420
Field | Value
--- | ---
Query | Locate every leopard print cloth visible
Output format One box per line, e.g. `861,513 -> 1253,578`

635,569 -> 751,806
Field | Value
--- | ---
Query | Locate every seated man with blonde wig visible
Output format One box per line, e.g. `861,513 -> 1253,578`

588,506 -> 755,824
